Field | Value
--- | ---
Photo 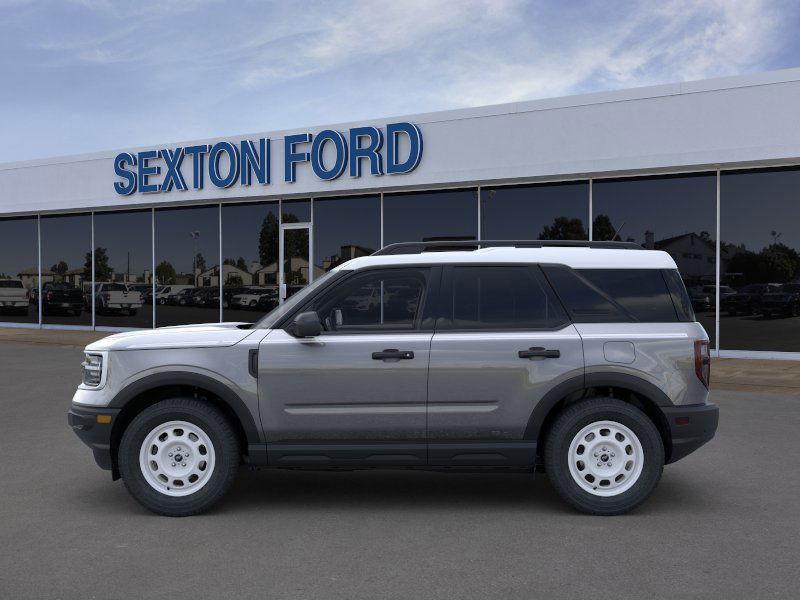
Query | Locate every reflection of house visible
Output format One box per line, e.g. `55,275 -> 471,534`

62,268 -> 85,287
255,258 -> 325,285
17,267 -> 52,290
651,232 -> 716,283
197,264 -> 254,287
322,244 -> 373,271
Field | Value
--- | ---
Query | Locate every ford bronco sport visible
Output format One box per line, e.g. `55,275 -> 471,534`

68,240 -> 718,517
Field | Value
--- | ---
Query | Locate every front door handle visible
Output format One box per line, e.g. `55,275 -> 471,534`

518,347 -> 560,359
372,349 -> 415,360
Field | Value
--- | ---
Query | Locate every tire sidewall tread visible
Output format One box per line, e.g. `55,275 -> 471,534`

118,397 -> 239,517
544,397 -> 664,516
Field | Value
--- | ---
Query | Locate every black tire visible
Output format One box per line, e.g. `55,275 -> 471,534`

118,398 -> 240,517
544,398 -> 664,516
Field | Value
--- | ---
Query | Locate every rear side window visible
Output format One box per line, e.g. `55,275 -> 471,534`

663,269 -> 695,321
543,266 -> 682,323
444,266 -> 568,330
578,269 -> 678,322
0,280 -> 23,288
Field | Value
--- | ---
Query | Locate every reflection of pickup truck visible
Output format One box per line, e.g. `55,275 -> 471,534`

760,283 -> 800,318
721,283 -> 781,316
155,285 -> 194,305
0,279 -> 29,314
41,282 -> 84,316
93,283 -> 143,315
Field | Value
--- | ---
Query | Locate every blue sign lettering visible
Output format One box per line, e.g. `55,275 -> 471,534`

113,123 -> 421,195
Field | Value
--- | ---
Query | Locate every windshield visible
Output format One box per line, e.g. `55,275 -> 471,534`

255,270 -> 346,329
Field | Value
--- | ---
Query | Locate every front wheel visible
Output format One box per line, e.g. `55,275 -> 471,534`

118,398 -> 239,516
544,398 -> 664,515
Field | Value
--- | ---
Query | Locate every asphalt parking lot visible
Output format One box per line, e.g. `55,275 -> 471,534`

1,342 -> 798,600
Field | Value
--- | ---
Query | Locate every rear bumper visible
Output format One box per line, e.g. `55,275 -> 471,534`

663,402 -> 719,464
67,405 -> 121,471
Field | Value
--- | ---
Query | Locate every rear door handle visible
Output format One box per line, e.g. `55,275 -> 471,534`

518,347 -> 560,359
372,349 -> 415,360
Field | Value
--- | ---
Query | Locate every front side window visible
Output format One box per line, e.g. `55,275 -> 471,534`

308,268 -> 430,332
445,266 -> 567,330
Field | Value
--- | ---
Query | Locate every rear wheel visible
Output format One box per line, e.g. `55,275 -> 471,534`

544,398 -> 664,515
118,398 -> 239,516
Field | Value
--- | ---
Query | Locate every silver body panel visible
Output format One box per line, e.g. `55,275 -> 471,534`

427,326 -> 584,440
258,329 -> 432,441
577,322 -> 710,406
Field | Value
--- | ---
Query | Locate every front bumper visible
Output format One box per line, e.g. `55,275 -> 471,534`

68,405 -> 121,471
662,402 -> 719,464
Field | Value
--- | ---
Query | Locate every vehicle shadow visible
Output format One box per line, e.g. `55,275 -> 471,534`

66,465 -> 712,517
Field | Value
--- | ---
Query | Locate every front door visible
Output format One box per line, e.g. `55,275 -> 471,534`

426,265 -> 585,467
279,223 -> 311,303
258,266 -> 438,466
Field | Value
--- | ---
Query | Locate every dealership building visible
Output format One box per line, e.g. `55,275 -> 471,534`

1,68 -> 800,358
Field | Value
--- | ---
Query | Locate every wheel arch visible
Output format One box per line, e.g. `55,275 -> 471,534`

526,373 -> 674,464
107,372 -> 260,480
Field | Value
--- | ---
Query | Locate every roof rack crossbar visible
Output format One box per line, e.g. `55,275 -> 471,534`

372,239 -> 643,255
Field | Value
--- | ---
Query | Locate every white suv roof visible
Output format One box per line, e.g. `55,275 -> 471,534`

338,246 -> 677,272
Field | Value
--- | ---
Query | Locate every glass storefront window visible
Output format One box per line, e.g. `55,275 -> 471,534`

720,168 -> 800,352
221,202 -> 279,322
592,173 -> 717,343
313,195 -> 380,272
0,217 -> 39,324
40,214 -> 92,326
282,199 -> 311,223
154,206 -> 220,327
481,182 -> 589,240
93,210 -> 153,329
383,189 -> 478,245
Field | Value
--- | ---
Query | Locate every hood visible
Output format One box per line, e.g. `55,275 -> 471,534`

86,322 -> 257,352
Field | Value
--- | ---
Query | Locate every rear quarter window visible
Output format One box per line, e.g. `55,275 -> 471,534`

542,266 -> 684,323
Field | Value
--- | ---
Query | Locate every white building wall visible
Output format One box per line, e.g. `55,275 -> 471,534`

2,68 -> 800,215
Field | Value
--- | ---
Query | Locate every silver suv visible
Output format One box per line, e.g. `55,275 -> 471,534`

68,241 -> 718,517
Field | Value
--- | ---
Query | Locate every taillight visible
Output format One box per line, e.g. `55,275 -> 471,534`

694,340 -> 710,388
102,293 -> 110,301
46,291 -> 53,302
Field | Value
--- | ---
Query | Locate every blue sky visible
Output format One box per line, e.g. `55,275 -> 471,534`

1,0 -> 798,163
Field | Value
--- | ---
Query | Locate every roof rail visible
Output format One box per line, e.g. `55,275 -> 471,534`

372,239 -> 643,255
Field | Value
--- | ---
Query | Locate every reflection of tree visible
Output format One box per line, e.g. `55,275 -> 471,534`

85,247 -> 112,282
194,253 -> 206,273
224,257 -> 249,272
726,243 -> 800,285
258,213 -> 279,267
51,261 -> 68,276
156,261 -> 177,285
539,217 -> 587,240
592,214 -> 619,241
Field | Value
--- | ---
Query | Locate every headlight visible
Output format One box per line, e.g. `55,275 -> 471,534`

82,353 -> 104,387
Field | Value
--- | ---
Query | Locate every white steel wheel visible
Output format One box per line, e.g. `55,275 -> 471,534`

567,420 -> 644,497
138,420 -> 217,497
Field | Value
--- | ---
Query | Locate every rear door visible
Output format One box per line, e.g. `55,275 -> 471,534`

258,266 -> 439,466
427,265 -> 584,467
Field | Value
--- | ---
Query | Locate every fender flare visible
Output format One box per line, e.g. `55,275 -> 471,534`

108,371 -> 261,444
523,372 -> 673,441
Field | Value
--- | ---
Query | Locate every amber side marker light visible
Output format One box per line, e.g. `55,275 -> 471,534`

96,415 -> 112,424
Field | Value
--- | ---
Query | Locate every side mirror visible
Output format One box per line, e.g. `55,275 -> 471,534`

293,311 -> 322,338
